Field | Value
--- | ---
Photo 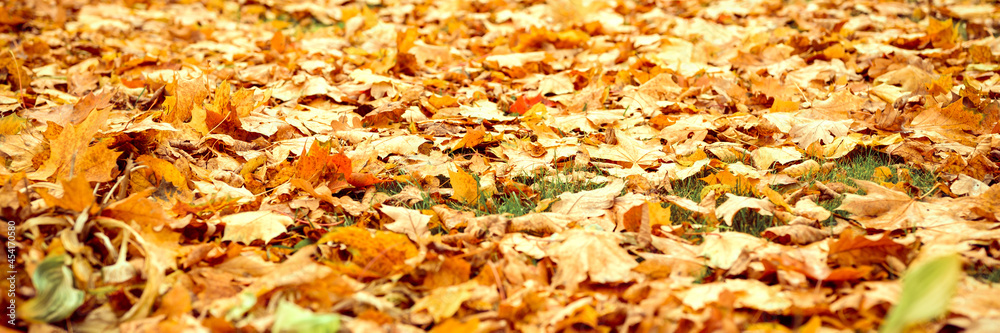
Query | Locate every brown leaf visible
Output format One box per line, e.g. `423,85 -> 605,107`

761,224 -> 826,245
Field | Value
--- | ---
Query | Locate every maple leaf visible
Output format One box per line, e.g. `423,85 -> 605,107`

834,180 -> 960,230
621,73 -> 683,116
682,279 -> 792,313
909,98 -> 987,143
449,166 -> 481,205
550,179 -> 625,218
700,232 -> 768,271
219,211 -> 292,244
103,188 -> 172,227
380,205 -> 431,242
410,281 -> 481,324
546,229 -> 638,291
316,227 -> 418,277
13,0 -> 1000,329
589,129 -> 667,169
452,124 -> 488,150
508,93 -> 557,115
714,193 -> 776,226
750,146 -> 802,169
36,175 -> 96,213
790,119 -> 851,149
29,96 -> 117,182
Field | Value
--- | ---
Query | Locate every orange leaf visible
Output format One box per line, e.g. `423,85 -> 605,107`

328,152 -> 353,176
348,173 -> 384,188
103,188 -> 171,227
429,318 -> 479,333
136,155 -> 192,196
770,99 -> 799,113
270,30 -> 286,53
38,176 -> 95,213
317,226 -> 418,277
828,229 -> 911,269
452,125 -> 487,150
295,140 -> 331,181
428,94 -> 458,109
75,140 -> 122,183
760,186 -> 791,211
397,27 -> 418,54
29,101 -> 112,181
424,256 -> 471,289
649,202 -> 672,228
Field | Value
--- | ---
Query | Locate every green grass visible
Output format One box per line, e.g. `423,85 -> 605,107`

969,264 -> 1000,284
365,165 -> 610,219
662,147 -> 939,239
798,148 -> 937,225
458,166 -> 611,216
335,147 -> 938,239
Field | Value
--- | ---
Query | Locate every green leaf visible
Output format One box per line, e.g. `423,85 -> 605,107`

225,292 -> 258,322
271,299 -> 341,333
880,254 -> 962,333
22,255 -> 85,323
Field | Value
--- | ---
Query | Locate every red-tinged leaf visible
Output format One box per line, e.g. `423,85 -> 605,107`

120,77 -> 146,89
327,152 -> 353,176
508,94 -> 555,115
295,140 -> 330,181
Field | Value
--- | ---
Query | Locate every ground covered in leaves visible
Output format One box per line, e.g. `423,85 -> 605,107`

3,0 -> 1000,331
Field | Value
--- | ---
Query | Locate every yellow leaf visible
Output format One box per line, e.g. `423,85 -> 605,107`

449,166 -> 480,205
769,99 -> 799,113
761,186 -> 791,211
429,317 -> 479,333
0,114 -> 27,135
649,202 -> 672,227
872,166 -> 892,183
38,175 -> 94,213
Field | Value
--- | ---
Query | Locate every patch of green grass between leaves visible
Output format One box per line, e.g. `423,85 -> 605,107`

666,147 -> 938,239
371,165 -> 610,218
799,148 -> 937,225
362,147 -> 937,240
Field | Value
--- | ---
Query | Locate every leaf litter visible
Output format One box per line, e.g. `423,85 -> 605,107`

3,0 -> 1000,331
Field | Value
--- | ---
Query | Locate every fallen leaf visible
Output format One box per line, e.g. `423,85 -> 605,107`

715,193 -> 776,226
546,229 -> 638,290
449,166 -> 480,205
550,179 -> 625,217
380,205 -> 431,242
220,211 -> 293,244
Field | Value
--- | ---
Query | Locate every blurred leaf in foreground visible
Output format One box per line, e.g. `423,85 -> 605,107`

880,254 -> 962,333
